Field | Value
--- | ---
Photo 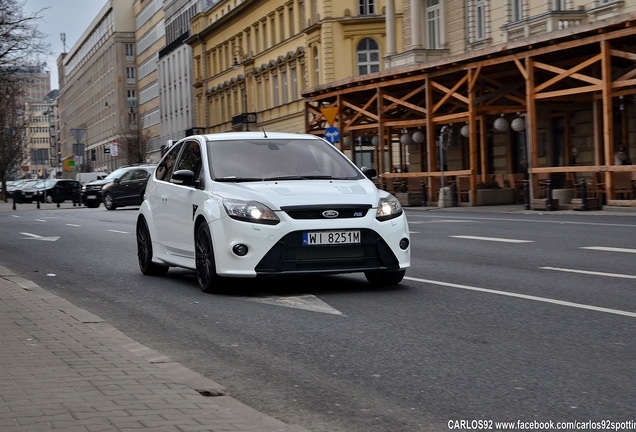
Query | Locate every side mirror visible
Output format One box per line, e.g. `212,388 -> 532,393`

361,167 -> 377,180
172,169 -> 196,186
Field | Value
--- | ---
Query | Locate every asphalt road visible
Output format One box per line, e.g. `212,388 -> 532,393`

1,206 -> 634,432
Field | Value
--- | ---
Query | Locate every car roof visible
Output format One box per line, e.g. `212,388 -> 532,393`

201,132 -> 321,142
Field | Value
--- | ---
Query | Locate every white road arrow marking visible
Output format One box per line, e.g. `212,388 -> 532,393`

20,232 -> 60,241
242,294 -> 343,315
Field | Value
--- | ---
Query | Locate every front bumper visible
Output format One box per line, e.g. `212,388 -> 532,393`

208,209 -> 410,278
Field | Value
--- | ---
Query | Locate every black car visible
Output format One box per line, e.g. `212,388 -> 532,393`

101,165 -> 157,210
20,179 -> 81,203
82,164 -> 156,208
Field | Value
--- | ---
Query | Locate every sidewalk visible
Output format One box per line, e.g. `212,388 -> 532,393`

0,264 -> 310,432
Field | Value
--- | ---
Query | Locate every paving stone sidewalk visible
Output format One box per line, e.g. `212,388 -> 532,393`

0,264 -> 310,432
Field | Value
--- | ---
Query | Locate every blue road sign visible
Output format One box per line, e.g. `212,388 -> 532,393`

325,126 -> 340,143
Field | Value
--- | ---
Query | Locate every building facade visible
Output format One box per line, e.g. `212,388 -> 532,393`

187,0 -> 397,134
303,0 -> 636,207
134,0 -> 167,162
157,0 -> 200,157
57,0 -> 137,176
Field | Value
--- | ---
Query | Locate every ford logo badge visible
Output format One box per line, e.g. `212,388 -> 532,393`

322,210 -> 339,218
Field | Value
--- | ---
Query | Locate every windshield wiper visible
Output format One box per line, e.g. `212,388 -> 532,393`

214,176 -> 263,182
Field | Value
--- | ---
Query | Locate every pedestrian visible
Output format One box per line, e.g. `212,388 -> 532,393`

614,144 -> 631,165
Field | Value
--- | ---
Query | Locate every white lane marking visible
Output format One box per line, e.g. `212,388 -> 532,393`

66,224 -> 81,227
411,220 -> 479,224
19,232 -> 60,242
108,230 -> 129,234
407,213 -> 636,228
540,267 -> 636,280
11,215 -> 20,218
581,246 -> 636,254
405,276 -> 636,318
451,235 -> 534,243
35,219 -> 47,222
242,294 -> 343,315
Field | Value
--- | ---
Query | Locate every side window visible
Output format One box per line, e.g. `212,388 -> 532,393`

156,142 -> 183,182
119,171 -> 135,182
174,141 -> 202,181
132,169 -> 149,181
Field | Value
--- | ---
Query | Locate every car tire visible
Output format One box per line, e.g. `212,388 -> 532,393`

136,217 -> 169,276
195,222 -> 222,293
103,192 -> 116,210
364,270 -> 405,286
45,195 -> 53,203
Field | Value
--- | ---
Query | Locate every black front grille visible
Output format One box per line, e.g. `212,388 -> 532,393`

255,229 -> 399,275
281,204 -> 372,220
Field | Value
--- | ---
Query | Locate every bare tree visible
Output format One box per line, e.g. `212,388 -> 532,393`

0,0 -> 48,70
118,127 -> 152,165
0,76 -> 26,201
0,0 -> 48,200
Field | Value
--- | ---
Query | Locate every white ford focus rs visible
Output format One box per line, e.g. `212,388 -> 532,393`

136,132 -> 410,292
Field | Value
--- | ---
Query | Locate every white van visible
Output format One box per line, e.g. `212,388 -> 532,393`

76,172 -> 108,185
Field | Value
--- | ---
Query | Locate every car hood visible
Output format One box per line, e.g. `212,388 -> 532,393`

85,179 -> 113,187
215,179 -> 381,209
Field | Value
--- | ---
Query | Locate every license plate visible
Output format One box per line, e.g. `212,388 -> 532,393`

87,195 -> 97,199
302,230 -> 361,246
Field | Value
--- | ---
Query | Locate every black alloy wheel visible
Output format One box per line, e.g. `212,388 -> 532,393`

103,192 -> 116,210
195,222 -> 221,293
136,217 -> 169,276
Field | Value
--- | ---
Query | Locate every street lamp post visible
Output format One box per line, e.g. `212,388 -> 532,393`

231,46 -> 257,131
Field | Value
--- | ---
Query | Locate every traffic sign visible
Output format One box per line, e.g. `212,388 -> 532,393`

324,127 -> 340,143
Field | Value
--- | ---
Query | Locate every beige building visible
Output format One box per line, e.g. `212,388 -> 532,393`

57,0 -> 137,175
187,0 -> 398,134
134,0 -> 167,162
25,101 -> 56,179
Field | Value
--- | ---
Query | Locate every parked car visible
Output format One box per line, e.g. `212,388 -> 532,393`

82,164 -> 156,208
102,165 -> 157,210
9,180 -> 41,203
136,132 -> 410,293
20,179 -> 81,203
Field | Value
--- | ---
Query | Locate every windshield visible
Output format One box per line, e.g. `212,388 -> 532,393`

207,138 -> 364,181
104,167 -> 131,180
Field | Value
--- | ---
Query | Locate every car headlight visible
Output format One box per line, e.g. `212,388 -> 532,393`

223,198 -> 280,225
376,194 -> 403,221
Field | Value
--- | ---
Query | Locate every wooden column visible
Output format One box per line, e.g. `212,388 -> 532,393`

601,40 -> 615,199
468,68 -> 478,206
525,56 -> 538,199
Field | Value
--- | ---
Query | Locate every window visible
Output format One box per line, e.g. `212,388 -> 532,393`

359,0 -> 375,15
126,67 -> 136,79
174,141 -> 202,180
356,38 -> 380,75
272,74 -> 280,106
290,67 -> 298,100
552,0 -> 566,10
313,46 -> 319,85
511,0 -> 523,22
125,43 -> 135,56
426,0 -> 441,49
156,142 -> 183,182
281,69 -> 288,104
473,0 -> 486,41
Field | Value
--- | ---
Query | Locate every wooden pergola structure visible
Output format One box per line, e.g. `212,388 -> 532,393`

304,14 -> 636,207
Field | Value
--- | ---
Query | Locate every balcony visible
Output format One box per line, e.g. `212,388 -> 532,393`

502,10 -> 588,43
